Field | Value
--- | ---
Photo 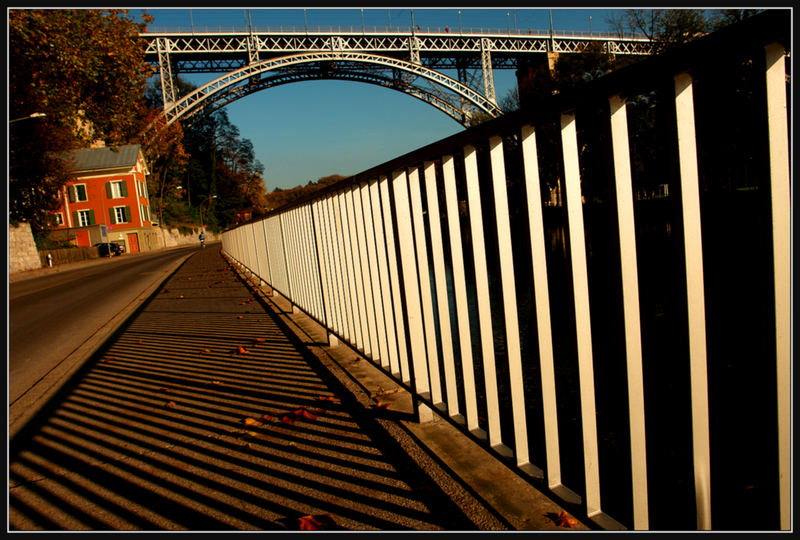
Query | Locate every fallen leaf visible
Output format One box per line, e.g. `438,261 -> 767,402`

281,415 -> 296,425
555,511 -> 578,528
159,387 -> 171,393
212,380 -> 222,385
318,396 -> 341,404
164,401 -> 177,409
242,417 -> 264,427
237,315 -> 244,319
202,348 -> 211,353
372,402 -> 390,410
298,514 -> 340,531
237,346 -> 249,354
137,340 -> 143,344
253,337 -> 266,344
261,413 -> 277,422
295,408 -> 317,421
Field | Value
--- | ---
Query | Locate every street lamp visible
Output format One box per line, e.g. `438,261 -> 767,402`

10,112 -> 46,124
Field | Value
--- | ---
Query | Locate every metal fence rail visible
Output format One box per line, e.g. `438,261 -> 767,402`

222,10 -> 790,531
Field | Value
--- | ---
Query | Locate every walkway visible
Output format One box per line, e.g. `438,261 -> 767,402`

9,247 -> 583,531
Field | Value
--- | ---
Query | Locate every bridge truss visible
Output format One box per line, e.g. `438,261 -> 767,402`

142,29 -> 653,127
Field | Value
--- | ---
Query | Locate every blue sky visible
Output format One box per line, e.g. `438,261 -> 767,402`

138,8 -> 623,191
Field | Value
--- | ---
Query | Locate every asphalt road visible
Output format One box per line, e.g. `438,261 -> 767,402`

9,246 -> 198,414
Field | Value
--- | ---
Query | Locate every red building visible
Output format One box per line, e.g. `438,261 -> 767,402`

49,144 -> 160,253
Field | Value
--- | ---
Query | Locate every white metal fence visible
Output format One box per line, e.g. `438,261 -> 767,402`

222,11 -> 790,531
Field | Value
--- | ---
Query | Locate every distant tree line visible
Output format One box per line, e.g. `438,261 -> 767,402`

262,175 -> 348,212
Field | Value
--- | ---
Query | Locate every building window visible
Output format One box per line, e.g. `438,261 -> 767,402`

139,203 -> 150,224
53,213 -> 64,226
69,184 -> 88,202
136,180 -> 149,198
111,206 -> 131,224
107,180 -> 128,199
75,209 -> 94,227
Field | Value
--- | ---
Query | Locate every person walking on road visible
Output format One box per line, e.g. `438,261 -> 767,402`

199,231 -> 206,248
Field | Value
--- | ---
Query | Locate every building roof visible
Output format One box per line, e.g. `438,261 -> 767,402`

67,144 -> 143,173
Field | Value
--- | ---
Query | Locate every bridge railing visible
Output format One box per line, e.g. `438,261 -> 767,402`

221,10 -> 790,531
144,24 -> 647,40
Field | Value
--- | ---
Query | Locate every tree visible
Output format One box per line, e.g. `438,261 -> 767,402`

608,9 -> 712,53
9,9 -> 154,232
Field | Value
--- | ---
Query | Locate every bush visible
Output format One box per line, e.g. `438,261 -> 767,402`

34,233 -> 75,250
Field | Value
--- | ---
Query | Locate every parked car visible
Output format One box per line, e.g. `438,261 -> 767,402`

94,242 -> 124,257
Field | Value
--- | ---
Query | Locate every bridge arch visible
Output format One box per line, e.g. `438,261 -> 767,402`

163,51 -> 504,128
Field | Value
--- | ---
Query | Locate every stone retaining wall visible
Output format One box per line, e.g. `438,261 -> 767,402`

9,223 -> 42,274
160,227 -> 220,248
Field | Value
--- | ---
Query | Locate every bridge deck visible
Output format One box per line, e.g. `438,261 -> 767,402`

9,246 -> 583,531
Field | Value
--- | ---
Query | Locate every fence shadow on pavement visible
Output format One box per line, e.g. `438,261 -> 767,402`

9,248 -> 498,531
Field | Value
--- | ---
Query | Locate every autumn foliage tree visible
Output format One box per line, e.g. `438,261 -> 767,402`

9,9 -> 154,233
144,77 -> 269,231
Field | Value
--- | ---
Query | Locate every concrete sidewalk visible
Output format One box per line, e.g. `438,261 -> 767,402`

9,246 -> 586,531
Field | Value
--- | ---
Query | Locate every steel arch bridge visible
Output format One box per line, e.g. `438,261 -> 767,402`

142,26 -> 653,128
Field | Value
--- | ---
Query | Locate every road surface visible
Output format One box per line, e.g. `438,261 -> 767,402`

9,246 -> 199,433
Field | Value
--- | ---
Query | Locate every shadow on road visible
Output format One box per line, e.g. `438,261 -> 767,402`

9,248 -> 489,531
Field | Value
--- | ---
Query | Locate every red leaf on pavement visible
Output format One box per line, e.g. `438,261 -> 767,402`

298,514 -> 339,531
253,337 -> 266,344
372,401 -> 390,410
555,511 -> 578,528
164,401 -> 177,409
281,415 -> 296,425
294,408 -> 317,421
317,395 -> 341,404
237,346 -> 249,354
